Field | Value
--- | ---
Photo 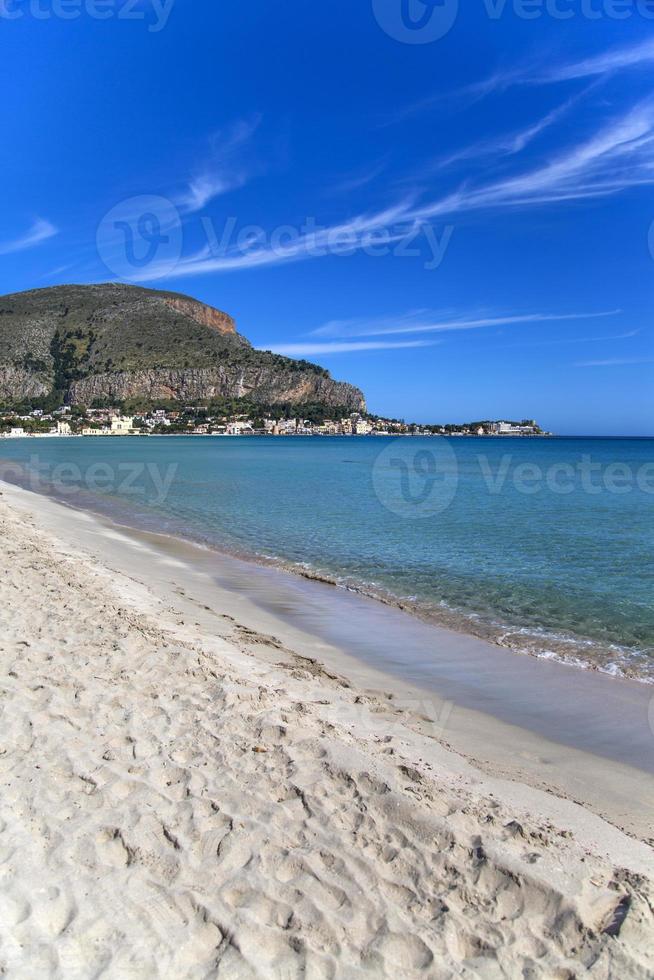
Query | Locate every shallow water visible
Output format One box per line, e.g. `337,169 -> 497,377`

1,434 -> 653,679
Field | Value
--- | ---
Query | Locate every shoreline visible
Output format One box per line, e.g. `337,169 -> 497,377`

0,456 -> 650,686
1,479 -> 653,973
3,476 -> 654,832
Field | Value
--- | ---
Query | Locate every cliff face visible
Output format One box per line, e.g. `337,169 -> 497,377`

0,366 -> 49,402
161,296 -> 236,335
67,367 -> 365,410
0,283 -> 366,411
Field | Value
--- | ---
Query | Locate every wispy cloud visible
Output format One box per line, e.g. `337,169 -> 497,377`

137,198 -> 415,280
0,218 -> 58,256
431,94 -> 583,172
327,161 -> 387,196
176,116 -> 261,213
490,99 -> 574,154
410,98 -> 654,219
401,39 -> 654,123
126,84 -> 654,283
260,339 -> 436,356
461,39 -> 654,100
381,66 -> 524,127
311,309 -> 620,338
266,310 -> 623,358
500,329 -> 638,350
539,38 -> 654,84
576,356 -> 654,367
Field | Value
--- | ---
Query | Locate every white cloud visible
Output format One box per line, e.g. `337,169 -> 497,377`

140,198 -> 415,279
0,218 -> 58,256
122,77 -> 654,284
327,161 -> 387,195
431,94 -> 583,172
311,309 -> 620,338
396,39 -> 654,126
575,356 -> 654,367
264,309 -> 622,357
177,116 -> 261,213
448,39 -> 654,102
410,98 -> 654,221
181,174 -> 241,212
499,329 -> 638,350
260,339 -> 436,356
540,38 -> 654,84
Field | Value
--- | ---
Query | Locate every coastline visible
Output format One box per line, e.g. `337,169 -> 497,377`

0,445 -> 651,686
2,475 -> 654,792
1,479 -> 654,973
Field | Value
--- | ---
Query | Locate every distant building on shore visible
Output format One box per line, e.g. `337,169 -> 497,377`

491,420 -> 541,436
82,415 -> 137,436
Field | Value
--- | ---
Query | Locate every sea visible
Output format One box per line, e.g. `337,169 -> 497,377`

1,434 -> 652,682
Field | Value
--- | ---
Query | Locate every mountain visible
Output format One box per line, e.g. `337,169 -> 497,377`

0,283 -> 365,412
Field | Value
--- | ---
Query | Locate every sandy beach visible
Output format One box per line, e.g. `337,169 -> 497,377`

1,480 -> 653,978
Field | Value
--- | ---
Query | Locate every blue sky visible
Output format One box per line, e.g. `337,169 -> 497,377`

1,2 -> 653,434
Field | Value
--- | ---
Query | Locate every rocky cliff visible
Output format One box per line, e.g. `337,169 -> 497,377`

0,283 -> 366,411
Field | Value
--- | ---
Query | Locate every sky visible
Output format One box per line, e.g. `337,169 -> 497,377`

1,1 -> 654,434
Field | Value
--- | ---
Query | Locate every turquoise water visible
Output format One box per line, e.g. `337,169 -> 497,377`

1,435 -> 653,680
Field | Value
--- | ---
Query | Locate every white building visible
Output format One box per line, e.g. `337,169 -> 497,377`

110,415 -> 134,434
493,420 -> 539,435
82,415 -> 137,436
225,421 -> 253,436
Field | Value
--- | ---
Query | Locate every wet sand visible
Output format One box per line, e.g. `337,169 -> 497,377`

8,478 -> 654,827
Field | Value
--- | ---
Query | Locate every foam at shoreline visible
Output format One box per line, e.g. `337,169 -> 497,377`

3,474 -> 653,780
1,448 -> 652,686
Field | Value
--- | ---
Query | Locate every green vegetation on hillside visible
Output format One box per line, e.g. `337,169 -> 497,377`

0,283 -> 363,411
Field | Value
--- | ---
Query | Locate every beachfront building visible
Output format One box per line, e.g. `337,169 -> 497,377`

111,415 -> 135,435
315,420 -> 339,435
492,420 -> 541,436
225,421 -> 254,436
82,415 -> 137,436
145,410 -> 171,429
